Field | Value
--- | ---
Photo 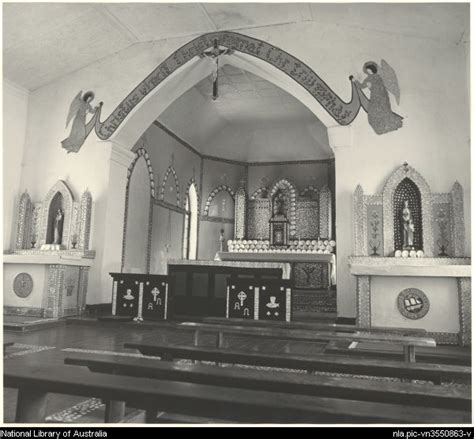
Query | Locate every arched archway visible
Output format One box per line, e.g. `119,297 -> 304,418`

99,31 -> 351,316
122,148 -> 155,273
97,31 -> 356,150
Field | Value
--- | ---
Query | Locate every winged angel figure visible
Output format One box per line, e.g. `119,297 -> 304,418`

61,91 -> 102,153
350,60 -> 403,135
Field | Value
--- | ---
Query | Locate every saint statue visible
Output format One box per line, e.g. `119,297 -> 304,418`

53,209 -> 64,245
61,91 -> 102,154
402,200 -> 415,249
350,60 -> 403,135
219,229 -> 225,252
273,192 -> 284,216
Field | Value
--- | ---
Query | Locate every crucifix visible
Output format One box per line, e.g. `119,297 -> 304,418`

201,39 -> 233,101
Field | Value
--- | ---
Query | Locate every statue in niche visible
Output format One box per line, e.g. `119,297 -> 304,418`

219,229 -> 225,252
53,209 -> 64,245
272,191 -> 286,217
402,200 -> 415,249
350,60 -> 403,135
62,91 -> 103,154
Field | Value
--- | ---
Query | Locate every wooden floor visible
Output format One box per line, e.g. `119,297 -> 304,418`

3,320 -> 470,424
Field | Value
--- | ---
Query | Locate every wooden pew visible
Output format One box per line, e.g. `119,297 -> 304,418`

5,362 -> 470,424
123,341 -> 470,384
325,343 -> 472,367
200,317 -> 428,336
177,321 -> 436,363
65,353 -> 472,411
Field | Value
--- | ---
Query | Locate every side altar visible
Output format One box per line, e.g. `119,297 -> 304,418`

4,180 -> 95,318
350,163 -> 471,345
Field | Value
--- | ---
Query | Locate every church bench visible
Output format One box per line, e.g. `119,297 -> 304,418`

5,362 -> 470,424
64,353 -> 472,411
325,344 -> 472,367
123,341 -> 470,384
177,321 -> 436,362
200,317 -> 428,336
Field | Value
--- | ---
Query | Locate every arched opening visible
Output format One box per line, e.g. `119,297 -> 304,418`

108,32 -> 342,319
183,182 -> 198,260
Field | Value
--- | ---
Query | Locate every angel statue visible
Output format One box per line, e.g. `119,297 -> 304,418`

61,91 -> 102,153
350,61 -> 403,135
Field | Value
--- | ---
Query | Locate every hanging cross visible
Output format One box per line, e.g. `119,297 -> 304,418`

202,39 -> 233,101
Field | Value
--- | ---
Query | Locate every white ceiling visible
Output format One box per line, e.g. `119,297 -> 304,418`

157,64 -> 332,162
195,64 -> 316,123
3,3 -> 469,91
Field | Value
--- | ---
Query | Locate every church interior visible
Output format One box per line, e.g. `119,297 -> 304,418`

2,2 -> 471,425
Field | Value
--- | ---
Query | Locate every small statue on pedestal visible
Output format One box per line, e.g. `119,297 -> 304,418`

402,200 -> 415,249
53,209 -> 64,245
219,229 -> 225,252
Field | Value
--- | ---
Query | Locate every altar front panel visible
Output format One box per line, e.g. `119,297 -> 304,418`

370,276 -> 460,334
168,260 -> 288,318
4,263 -> 47,315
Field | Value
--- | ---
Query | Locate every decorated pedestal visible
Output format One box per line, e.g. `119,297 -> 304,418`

110,273 -> 169,321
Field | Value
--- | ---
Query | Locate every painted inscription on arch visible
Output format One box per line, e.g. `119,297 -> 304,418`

63,31 -> 366,153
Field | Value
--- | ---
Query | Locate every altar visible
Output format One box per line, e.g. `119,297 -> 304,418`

4,180 -> 94,319
351,163 -> 471,345
4,253 -> 93,318
167,259 -> 290,318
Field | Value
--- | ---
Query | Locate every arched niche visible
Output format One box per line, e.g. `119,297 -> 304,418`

203,185 -> 235,217
159,165 -> 180,207
382,163 -> 433,256
249,187 -> 268,200
39,180 -> 75,248
393,178 -> 423,251
122,148 -> 155,273
269,179 -> 297,237
127,148 -> 156,197
46,192 -> 64,244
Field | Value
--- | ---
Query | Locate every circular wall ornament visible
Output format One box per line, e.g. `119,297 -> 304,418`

13,273 -> 34,298
397,288 -> 429,320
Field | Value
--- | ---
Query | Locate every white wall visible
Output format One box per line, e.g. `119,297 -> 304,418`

206,119 -> 331,162
3,80 -> 29,250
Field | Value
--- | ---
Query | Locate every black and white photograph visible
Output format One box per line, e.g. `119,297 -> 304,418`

2,1 -> 471,427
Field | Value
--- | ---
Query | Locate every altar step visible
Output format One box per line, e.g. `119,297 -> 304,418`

3,315 -> 66,332
292,289 -> 337,315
